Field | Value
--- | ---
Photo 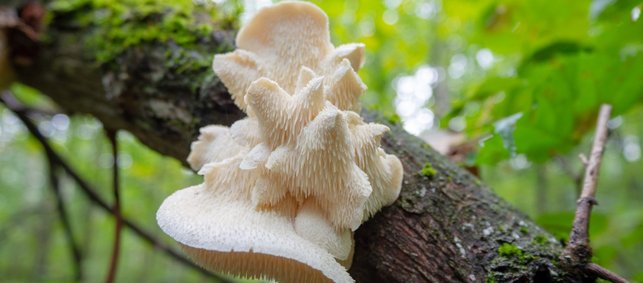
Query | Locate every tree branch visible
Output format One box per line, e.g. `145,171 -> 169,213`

567,104 -> 612,257
561,104 -> 630,283
0,91 -> 233,283
104,129 -> 122,283
46,154 -> 83,281
587,263 -> 629,283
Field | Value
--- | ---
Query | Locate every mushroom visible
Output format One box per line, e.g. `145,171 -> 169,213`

157,157 -> 354,283
212,1 -> 366,112
157,2 -> 403,283
186,125 -> 244,171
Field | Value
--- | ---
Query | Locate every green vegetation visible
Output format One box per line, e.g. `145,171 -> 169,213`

386,113 -> 402,125
51,0 -> 241,63
1,84 -> 207,281
420,162 -> 437,177
532,235 -> 548,246
486,243 -> 540,282
437,0 -> 643,165
1,0 -> 642,282
497,243 -> 525,260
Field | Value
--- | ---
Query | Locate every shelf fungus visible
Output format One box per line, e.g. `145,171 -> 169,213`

157,2 -> 403,283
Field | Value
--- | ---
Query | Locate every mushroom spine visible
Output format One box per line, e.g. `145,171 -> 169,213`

157,2 -> 403,283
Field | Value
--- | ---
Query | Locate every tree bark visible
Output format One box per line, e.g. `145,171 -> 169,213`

10,3 -> 588,283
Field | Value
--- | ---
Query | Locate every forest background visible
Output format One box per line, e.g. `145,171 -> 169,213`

0,0 -> 641,282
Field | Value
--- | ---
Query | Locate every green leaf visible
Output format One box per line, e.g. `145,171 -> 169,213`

476,133 -> 510,164
466,76 -> 523,101
521,40 -> 593,66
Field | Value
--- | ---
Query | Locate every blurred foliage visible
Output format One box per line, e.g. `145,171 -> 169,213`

482,107 -> 643,281
311,0 -> 433,117
440,0 -> 643,164
1,86 -> 213,282
1,0 -> 642,282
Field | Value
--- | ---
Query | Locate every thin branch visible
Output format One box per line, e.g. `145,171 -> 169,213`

46,155 -> 83,281
561,104 -> 630,283
578,154 -> 589,166
104,129 -> 122,283
0,91 -> 232,283
587,263 -> 629,283
567,104 -> 611,253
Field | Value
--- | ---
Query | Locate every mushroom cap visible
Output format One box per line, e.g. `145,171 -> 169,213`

213,1 -> 366,112
157,184 -> 353,283
236,1 -> 333,95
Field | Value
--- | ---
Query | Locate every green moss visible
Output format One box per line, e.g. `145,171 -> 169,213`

519,226 -> 529,235
51,0 -> 241,63
488,237 -> 562,281
420,162 -> 437,177
497,243 -> 534,264
498,243 -> 524,258
532,235 -> 548,245
165,48 -> 212,75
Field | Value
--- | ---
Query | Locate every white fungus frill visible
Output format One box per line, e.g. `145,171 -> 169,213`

157,2 -> 403,283
212,1 -> 366,112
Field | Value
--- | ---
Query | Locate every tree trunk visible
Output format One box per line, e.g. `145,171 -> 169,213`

9,3 -> 587,283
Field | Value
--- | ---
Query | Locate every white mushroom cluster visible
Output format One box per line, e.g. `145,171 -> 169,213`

157,2 -> 403,283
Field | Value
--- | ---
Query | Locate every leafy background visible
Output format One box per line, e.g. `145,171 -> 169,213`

1,0 -> 641,282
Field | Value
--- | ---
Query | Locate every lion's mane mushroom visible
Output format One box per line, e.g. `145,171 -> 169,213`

157,2 -> 403,283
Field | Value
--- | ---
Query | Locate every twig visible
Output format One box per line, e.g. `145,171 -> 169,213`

104,129 -> 122,283
0,91 -> 232,283
562,104 -> 630,283
567,104 -> 611,254
47,155 -> 83,281
587,263 -> 629,283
